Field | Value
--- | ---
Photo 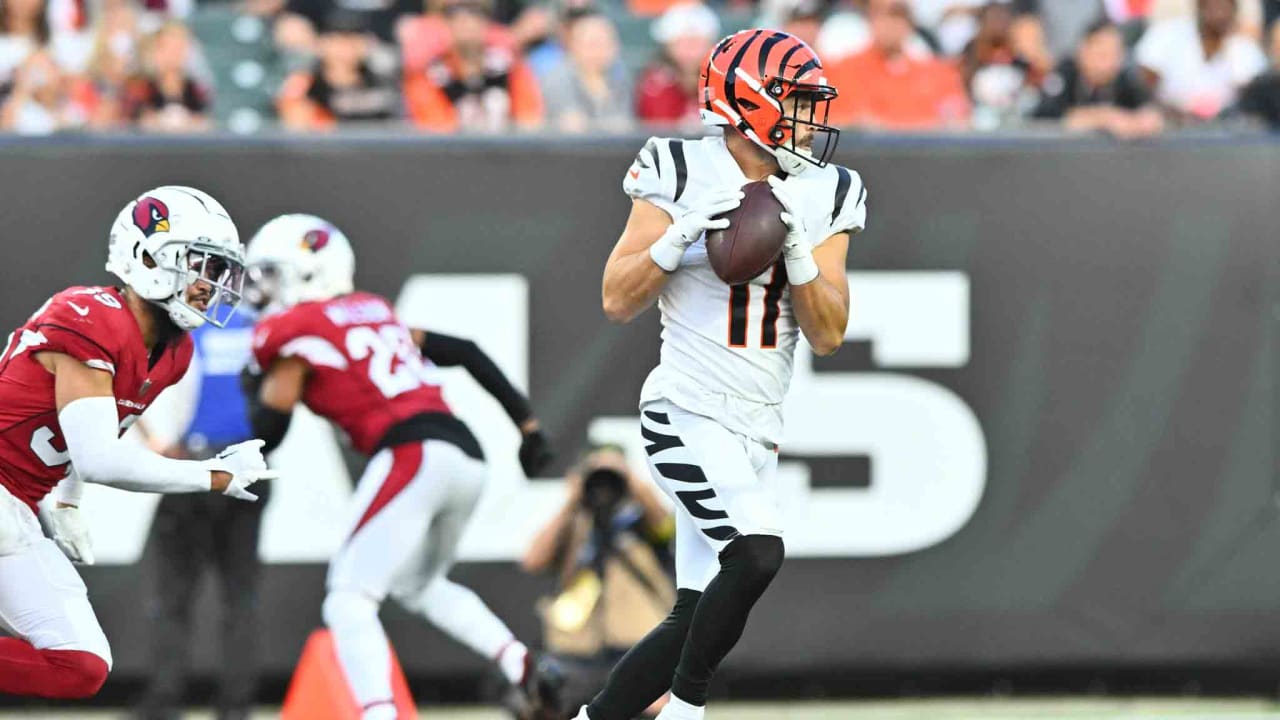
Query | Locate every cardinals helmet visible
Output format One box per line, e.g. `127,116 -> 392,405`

245,214 -> 355,313
106,186 -> 245,330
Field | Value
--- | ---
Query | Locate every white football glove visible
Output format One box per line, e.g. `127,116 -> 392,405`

205,439 -> 277,502
45,505 -> 95,565
649,188 -> 745,272
767,176 -> 819,285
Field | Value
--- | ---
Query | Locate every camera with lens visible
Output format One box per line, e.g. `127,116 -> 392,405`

580,466 -> 628,523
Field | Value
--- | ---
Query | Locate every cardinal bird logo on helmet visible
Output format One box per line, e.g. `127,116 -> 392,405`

301,229 -> 330,252
132,197 -> 171,237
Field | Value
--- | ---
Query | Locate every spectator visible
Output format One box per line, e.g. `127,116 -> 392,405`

1136,0 -> 1266,120
1238,14 -> 1280,126
274,0 -> 417,59
132,312 -> 270,720
522,444 -> 675,717
402,0 -> 543,133
817,0 -> 935,64
398,0 -> 517,76
0,0 -> 50,87
541,11 -> 632,133
827,0 -> 970,128
123,21 -> 210,132
80,0 -> 140,128
523,0 -> 600,80
962,0 -> 1044,128
0,48 -> 86,132
635,2 -> 717,129
277,10 -> 399,131
1012,0 -> 1106,62
1033,19 -> 1164,137
1149,0 -> 1263,39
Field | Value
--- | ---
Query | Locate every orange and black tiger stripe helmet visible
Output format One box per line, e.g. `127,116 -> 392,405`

700,29 -> 839,174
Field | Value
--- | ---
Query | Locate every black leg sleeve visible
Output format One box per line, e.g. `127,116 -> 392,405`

670,535 -> 784,706
585,588 -> 701,720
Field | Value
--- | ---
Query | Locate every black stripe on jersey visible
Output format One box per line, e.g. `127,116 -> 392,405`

670,141 -> 689,203
776,43 -> 804,79
643,410 -> 670,425
756,32 -> 789,79
855,183 -> 867,209
723,29 -> 763,117
640,138 -> 660,177
831,166 -> 852,223
703,526 -> 740,542
676,489 -> 730,520
642,425 -> 683,456
792,57 -> 821,81
655,462 -> 708,484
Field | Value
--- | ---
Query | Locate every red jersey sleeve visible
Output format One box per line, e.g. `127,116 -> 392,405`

26,288 -> 127,375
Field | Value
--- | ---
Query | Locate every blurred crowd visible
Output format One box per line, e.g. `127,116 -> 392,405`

3,0 -> 1280,135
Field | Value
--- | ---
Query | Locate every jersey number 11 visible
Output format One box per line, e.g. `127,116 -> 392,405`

728,263 -> 787,349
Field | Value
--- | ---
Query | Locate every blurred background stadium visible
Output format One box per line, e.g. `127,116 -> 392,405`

1,0 -> 1279,717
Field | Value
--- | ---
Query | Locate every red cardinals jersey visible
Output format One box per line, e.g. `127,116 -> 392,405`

252,292 -> 451,456
0,286 -> 193,513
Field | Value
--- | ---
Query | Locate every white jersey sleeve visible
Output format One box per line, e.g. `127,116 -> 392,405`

623,137 -> 687,220
816,165 -> 867,244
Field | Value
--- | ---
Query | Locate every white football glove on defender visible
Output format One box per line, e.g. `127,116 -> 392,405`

648,188 -> 744,272
767,176 -> 819,286
205,439 -> 277,502
42,504 -> 95,565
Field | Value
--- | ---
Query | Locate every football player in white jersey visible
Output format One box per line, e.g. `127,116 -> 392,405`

578,29 -> 866,720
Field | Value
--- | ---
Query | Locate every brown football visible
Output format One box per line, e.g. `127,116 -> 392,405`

705,180 -> 788,285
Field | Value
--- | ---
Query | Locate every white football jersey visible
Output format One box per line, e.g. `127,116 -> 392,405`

624,135 -> 867,445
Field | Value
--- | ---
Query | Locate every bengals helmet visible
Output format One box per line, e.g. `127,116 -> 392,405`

700,29 -> 839,175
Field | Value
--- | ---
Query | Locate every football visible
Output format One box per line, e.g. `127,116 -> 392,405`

705,180 -> 788,285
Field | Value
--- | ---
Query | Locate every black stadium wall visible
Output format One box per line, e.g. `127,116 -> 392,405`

0,135 -> 1276,697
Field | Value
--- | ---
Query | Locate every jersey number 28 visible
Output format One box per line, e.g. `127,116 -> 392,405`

346,324 -> 433,398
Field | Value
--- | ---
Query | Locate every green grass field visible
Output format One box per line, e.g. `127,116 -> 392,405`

6,700 -> 1280,719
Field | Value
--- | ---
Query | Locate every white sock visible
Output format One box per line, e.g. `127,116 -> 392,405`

323,590 -> 394,713
404,577 -> 524,681
574,705 -> 594,720
496,639 -> 530,686
659,693 -> 705,720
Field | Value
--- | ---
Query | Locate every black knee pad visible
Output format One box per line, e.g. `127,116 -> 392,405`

720,534 -> 785,588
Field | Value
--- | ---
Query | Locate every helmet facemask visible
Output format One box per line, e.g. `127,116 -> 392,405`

764,79 -> 840,175
155,240 -> 246,330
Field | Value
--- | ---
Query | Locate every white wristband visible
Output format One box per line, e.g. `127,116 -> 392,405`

53,473 -> 84,506
648,227 -> 688,273
785,249 -> 820,286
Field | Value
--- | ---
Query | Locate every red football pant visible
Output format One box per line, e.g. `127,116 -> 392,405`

0,638 -> 108,698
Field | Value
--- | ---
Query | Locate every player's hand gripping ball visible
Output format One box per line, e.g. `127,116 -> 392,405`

705,180 -> 790,285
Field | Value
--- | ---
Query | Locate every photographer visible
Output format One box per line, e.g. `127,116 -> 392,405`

522,444 -> 675,717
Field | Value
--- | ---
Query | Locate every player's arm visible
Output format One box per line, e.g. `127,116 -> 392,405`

601,199 -> 681,323
788,233 -> 850,356
42,352 -> 270,499
605,139 -> 744,324
246,355 -> 308,454
602,191 -> 744,323
768,175 -> 857,356
410,329 -> 554,476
